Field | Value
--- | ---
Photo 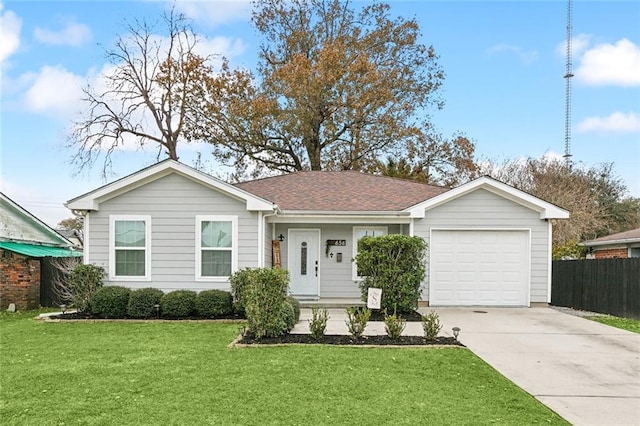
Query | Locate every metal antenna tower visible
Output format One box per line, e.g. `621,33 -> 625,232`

563,0 -> 574,164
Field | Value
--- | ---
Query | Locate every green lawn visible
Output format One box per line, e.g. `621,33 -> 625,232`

0,310 -> 567,425
587,315 -> 640,333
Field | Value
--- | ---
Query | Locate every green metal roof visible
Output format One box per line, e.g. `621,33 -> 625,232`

0,241 -> 82,258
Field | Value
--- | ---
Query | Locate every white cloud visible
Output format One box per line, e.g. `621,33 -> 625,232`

575,38 -> 640,86
0,2 -> 22,64
555,33 -> 592,58
486,43 -> 538,64
576,112 -> 640,133
23,65 -> 85,118
34,20 -> 92,46
174,0 -> 252,27
195,36 -> 248,64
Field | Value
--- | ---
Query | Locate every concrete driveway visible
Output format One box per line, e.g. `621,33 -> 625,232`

429,307 -> 640,426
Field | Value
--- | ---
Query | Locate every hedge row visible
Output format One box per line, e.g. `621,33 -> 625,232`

88,287 -> 235,319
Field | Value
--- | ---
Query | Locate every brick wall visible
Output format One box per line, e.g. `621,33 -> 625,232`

594,248 -> 628,259
0,249 -> 41,310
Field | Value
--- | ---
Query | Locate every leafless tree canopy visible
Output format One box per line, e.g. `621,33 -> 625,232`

67,8 -> 213,178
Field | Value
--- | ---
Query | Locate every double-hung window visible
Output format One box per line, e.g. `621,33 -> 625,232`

196,215 -> 237,281
352,226 -> 388,280
110,215 -> 151,280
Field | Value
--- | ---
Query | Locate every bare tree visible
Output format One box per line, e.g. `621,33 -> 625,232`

67,8 -> 213,178
48,256 -> 82,307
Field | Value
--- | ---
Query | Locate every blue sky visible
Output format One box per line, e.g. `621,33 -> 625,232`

1,0 -> 639,227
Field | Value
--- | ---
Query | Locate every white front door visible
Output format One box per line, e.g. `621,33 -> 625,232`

288,229 -> 320,297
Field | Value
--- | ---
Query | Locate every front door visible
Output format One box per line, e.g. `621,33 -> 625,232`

288,229 -> 320,297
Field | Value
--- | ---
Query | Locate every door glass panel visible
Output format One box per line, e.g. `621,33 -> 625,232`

300,241 -> 307,275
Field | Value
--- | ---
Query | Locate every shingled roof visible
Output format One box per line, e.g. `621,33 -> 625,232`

581,227 -> 640,246
235,171 -> 449,212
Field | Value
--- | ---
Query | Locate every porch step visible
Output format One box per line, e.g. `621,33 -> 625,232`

297,298 -> 365,309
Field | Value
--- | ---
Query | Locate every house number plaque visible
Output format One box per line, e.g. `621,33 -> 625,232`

326,239 -> 346,246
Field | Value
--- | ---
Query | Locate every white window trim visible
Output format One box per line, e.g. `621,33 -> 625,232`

195,215 -> 238,282
352,226 -> 388,281
109,215 -> 151,281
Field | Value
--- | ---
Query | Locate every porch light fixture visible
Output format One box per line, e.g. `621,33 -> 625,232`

154,304 -> 160,318
60,304 -> 67,315
278,234 -> 285,242
452,327 -> 461,341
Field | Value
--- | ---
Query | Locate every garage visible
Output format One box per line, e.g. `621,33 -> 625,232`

429,230 -> 530,306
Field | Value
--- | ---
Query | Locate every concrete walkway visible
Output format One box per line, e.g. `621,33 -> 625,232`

292,307 -> 640,426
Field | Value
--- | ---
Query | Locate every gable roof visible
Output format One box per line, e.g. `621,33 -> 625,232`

66,160 -> 275,212
580,227 -> 640,247
235,171 -> 448,212
1,192 -> 75,247
404,176 -> 570,219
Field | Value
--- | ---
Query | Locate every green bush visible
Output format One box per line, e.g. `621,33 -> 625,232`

69,263 -> 106,313
195,289 -> 233,318
345,306 -> 370,339
286,296 -> 301,323
161,290 -> 197,318
127,288 -> 164,319
90,286 -> 130,318
355,234 -> 427,314
244,268 -> 291,338
422,311 -> 442,340
230,268 -> 258,315
384,311 -> 406,340
283,301 -> 297,331
309,307 -> 329,340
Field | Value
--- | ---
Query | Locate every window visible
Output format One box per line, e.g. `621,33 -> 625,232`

110,215 -> 151,280
352,226 -> 387,279
196,216 -> 237,280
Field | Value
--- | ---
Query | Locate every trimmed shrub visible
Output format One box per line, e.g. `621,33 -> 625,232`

345,306 -> 370,339
355,234 -> 427,314
309,307 -> 329,340
283,301 -> 296,331
244,268 -> 291,338
422,310 -> 442,340
384,311 -> 406,340
230,268 -> 258,315
286,296 -> 301,323
69,263 -> 106,313
161,290 -> 197,318
196,289 -> 233,318
90,286 -> 130,318
127,288 -> 164,319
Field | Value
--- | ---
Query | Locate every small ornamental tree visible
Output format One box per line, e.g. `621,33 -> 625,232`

68,263 -> 106,312
355,234 -> 427,314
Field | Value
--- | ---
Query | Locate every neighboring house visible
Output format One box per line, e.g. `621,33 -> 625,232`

0,192 -> 82,310
56,228 -> 84,250
580,228 -> 640,259
66,160 -> 569,307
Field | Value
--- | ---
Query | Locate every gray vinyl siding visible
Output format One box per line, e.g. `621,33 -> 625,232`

414,188 -> 550,303
276,223 -> 402,298
264,221 -> 273,267
86,173 -> 260,292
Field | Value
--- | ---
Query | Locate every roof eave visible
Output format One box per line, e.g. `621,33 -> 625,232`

579,238 -> 640,247
65,160 -> 276,212
405,176 -> 570,220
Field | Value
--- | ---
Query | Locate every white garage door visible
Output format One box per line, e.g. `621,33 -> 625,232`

430,230 -> 529,306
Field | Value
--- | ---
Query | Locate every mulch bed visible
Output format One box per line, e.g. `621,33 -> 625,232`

238,334 -> 463,347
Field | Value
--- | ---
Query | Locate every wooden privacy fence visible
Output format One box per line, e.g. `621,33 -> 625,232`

551,258 -> 640,320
